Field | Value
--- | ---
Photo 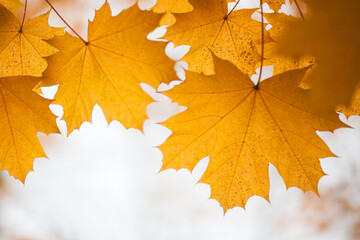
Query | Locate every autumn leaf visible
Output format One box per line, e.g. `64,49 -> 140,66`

0,0 -> 23,16
160,56 -> 345,211
264,0 -> 303,12
264,0 -> 284,11
337,86 -> 360,117
152,0 -> 193,14
152,0 -> 235,14
164,0 -> 271,76
42,2 -> 176,135
153,0 -> 193,26
0,76 -> 59,182
159,12 -> 177,27
278,0 -> 360,111
257,12 -> 314,75
0,4 -> 63,77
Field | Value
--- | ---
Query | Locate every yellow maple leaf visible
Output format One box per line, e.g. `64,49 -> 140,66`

0,0 -> 23,16
164,0 -> 271,76
278,0 -> 360,111
264,0 -> 284,11
337,86 -> 360,117
160,56 -> 345,211
264,0 -> 303,12
152,0 -> 235,14
152,0 -> 193,14
159,12 -> 177,27
0,4 -> 63,77
0,76 -> 59,182
257,13 -> 314,75
42,2 -> 176,135
153,0 -> 193,26
157,0 -> 236,28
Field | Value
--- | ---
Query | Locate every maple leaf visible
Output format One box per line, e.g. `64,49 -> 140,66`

0,0 -> 23,16
264,0 -> 284,11
257,13 -> 314,75
264,0 -> 303,12
42,2 -> 176,135
163,0 -> 271,76
160,56 -> 345,211
152,0 -> 193,14
278,0 -> 360,111
0,4 -> 63,77
152,0 -> 234,14
337,86 -> 360,117
159,12 -> 177,27
148,0 -> 234,27
152,0 -> 193,26
0,76 -> 59,182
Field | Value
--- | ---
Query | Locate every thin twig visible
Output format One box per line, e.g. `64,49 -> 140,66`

227,0 -> 241,17
45,0 -> 87,43
256,0 -> 264,86
20,0 -> 28,31
294,0 -> 304,19
293,0 -> 305,69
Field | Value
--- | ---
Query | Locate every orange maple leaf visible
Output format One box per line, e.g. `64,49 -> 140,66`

42,2 -> 177,134
153,0 -> 193,14
164,0 -> 271,76
337,86 -> 360,118
278,0 -> 360,111
257,12 -> 314,75
0,0 -> 23,16
0,76 -> 59,182
160,56 -> 345,211
0,4 -> 63,77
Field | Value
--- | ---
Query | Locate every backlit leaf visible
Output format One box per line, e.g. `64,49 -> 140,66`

42,3 -> 177,134
337,86 -> 360,117
152,0 -> 193,14
160,56 -> 344,211
257,13 -> 314,75
0,0 -> 23,16
164,0 -> 271,75
0,76 -> 58,182
279,0 -> 360,111
0,4 -> 63,77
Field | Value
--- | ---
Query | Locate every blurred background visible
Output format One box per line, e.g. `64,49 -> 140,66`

1,0 -> 359,239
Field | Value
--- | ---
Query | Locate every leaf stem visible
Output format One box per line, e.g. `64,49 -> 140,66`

293,0 -> 304,69
256,0 -> 264,86
19,0 -> 27,31
294,0 -> 304,19
44,0 -> 88,43
227,0 -> 241,17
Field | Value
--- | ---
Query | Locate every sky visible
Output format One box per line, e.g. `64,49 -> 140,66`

1,0 -> 360,239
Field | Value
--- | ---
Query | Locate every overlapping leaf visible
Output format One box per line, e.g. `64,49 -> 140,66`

153,0 -> 193,26
42,3 -> 176,134
153,0 -> 193,14
164,0 -> 271,75
160,56 -> 344,211
152,0 -> 235,14
337,86 -> 360,117
0,0 -> 23,15
264,0 -> 303,12
0,4 -> 63,77
279,0 -> 360,111
264,0 -> 284,11
258,13 -> 314,75
0,76 -> 59,182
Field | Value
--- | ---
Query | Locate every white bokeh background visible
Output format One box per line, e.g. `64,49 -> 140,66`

1,0 -> 360,239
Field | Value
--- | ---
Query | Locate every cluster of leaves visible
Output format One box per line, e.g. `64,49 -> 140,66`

0,0 -> 358,212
